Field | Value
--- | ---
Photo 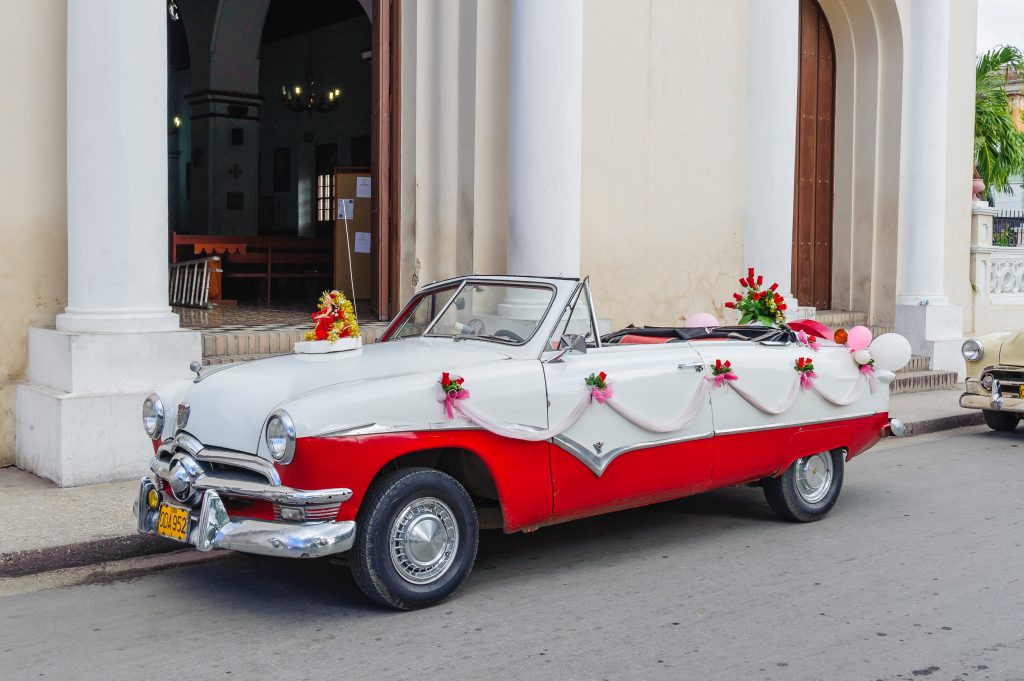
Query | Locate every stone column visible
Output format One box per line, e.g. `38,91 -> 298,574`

506,0 -> 582,279
743,0 -> 799,308
894,0 -> 964,376
17,0 -> 201,486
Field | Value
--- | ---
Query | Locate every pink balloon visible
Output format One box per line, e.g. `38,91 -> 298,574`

846,325 -> 873,351
685,312 -> 720,328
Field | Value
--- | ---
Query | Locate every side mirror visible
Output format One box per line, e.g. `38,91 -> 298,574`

545,334 -> 587,363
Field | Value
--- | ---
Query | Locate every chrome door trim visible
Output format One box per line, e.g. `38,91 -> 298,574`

713,412 -> 875,436
552,432 -> 712,477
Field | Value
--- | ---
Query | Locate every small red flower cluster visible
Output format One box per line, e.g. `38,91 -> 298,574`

711,359 -> 733,376
440,371 -> 466,395
724,267 -> 787,326
794,357 -> 815,373
585,371 -> 608,390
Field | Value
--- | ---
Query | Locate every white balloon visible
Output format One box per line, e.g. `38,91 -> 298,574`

869,333 -> 912,371
852,349 -> 872,366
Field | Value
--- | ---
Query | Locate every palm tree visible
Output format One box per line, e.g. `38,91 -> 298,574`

975,45 -> 1024,198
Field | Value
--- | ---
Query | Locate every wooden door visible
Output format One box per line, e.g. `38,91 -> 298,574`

792,0 -> 835,309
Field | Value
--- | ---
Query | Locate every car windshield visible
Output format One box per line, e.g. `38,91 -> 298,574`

424,282 -> 554,344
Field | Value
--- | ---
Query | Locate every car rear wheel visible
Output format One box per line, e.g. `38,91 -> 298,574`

350,467 -> 479,610
982,409 -> 1020,432
763,449 -> 844,522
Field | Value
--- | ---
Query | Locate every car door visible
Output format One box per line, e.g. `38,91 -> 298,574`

541,287 -> 715,519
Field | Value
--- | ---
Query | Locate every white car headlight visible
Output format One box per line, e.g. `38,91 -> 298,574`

142,394 -> 164,440
962,339 -> 984,362
266,410 -> 296,464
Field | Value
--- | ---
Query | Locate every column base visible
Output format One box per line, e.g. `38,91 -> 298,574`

16,327 -> 201,486
895,303 -> 965,379
16,384 -> 160,487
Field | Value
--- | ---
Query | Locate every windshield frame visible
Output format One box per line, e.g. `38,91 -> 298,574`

421,279 -> 558,347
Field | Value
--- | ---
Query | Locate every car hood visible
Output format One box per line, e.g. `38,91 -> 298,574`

1000,331 -> 1024,366
177,338 -> 513,454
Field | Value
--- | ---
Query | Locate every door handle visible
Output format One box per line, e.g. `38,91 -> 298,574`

678,361 -> 704,372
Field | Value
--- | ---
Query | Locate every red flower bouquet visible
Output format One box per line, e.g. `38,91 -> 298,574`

724,267 -> 787,326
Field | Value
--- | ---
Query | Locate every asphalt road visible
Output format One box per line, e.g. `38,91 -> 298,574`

2,426 -> 1023,681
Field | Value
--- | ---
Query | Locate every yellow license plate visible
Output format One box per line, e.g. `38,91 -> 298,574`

157,504 -> 190,542
1019,385 -> 1024,399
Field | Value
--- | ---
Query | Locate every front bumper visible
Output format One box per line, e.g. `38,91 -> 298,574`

961,378 -> 1024,413
136,450 -> 357,559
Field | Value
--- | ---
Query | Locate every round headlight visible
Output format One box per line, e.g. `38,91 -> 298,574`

266,410 -> 296,463
962,339 -> 984,362
142,394 -> 164,440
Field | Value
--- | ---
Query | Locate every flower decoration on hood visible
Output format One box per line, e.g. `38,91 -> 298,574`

724,267 -> 787,326
794,356 -> 817,390
303,290 -> 360,342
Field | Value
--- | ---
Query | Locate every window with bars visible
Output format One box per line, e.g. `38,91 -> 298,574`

317,173 -> 335,223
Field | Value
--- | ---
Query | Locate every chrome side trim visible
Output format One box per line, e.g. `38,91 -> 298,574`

314,422 -> 406,438
713,412 -> 875,436
552,432 -> 713,477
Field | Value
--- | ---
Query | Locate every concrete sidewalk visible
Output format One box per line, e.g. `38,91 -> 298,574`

0,387 -> 992,578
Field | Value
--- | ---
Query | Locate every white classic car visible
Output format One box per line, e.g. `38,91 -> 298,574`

136,275 -> 902,609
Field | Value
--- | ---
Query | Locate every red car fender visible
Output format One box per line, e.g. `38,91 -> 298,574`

773,412 -> 888,477
277,430 -> 553,533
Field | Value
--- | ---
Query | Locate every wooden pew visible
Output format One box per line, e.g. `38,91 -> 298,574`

171,234 -> 333,305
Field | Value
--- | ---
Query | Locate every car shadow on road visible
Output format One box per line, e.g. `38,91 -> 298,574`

153,484 -> 795,615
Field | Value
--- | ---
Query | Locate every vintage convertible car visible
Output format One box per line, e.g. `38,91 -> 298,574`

961,332 -> 1024,431
135,275 -> 900,609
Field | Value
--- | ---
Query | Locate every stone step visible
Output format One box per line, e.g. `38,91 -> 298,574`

814,310 -> 868,327
201,323 -> 388,359
890,369 -> 959,395
897,355 -> 931,373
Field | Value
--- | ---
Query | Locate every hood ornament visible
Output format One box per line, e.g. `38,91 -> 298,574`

189,361 -> 203,382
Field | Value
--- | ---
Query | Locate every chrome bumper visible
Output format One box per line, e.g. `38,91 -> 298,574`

961,379 -> 1024,413
136,460 -> 357,559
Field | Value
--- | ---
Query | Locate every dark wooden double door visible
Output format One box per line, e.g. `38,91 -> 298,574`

792,0 -> 835,309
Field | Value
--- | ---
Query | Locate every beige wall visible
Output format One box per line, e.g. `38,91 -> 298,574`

0,0 -> 67,466
580,0 -> 748,329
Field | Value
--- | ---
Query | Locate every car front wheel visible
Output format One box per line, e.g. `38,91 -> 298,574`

350,467 -> 479,610
763,449 -> 845,522
982,409 -> 1020,432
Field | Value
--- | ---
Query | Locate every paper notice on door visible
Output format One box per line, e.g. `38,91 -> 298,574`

337,198 -> 354,220
356,176 -> 372,198
354,231 -> 372,253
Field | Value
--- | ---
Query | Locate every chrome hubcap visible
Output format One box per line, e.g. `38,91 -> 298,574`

390,497 -> 459,585
795,452 -> 833,504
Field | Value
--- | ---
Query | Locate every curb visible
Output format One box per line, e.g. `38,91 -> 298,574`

0,534 -> 181,578
900,411 -> 986,438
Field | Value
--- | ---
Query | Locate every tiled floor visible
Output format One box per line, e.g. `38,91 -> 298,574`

175,302 -> 382,331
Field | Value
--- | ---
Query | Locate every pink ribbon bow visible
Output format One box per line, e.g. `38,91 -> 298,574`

590,385 -> 614,404
439,388 -> 471,419
799,371 -> 817,390
859,363 -> 875,376
796,330 -> 819,352
706,372 -> 738,388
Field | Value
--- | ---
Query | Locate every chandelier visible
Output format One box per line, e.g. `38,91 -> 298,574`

281,62 -> 342,116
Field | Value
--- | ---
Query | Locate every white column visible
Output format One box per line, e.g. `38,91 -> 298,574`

894,0 -> 964,376
17,0 -> 200,486
58,0 -> 179,333
897,0 -> 950,306
743,0 -> 798,304
507,0 -> 582,278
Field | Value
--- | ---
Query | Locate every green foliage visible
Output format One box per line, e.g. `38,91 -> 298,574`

975,46 -> 1024,195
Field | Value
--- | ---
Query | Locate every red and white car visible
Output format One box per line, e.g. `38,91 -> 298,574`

136,275 -> 900,609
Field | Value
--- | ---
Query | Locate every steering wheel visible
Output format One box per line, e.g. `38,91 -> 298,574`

494,329 -> 525,343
